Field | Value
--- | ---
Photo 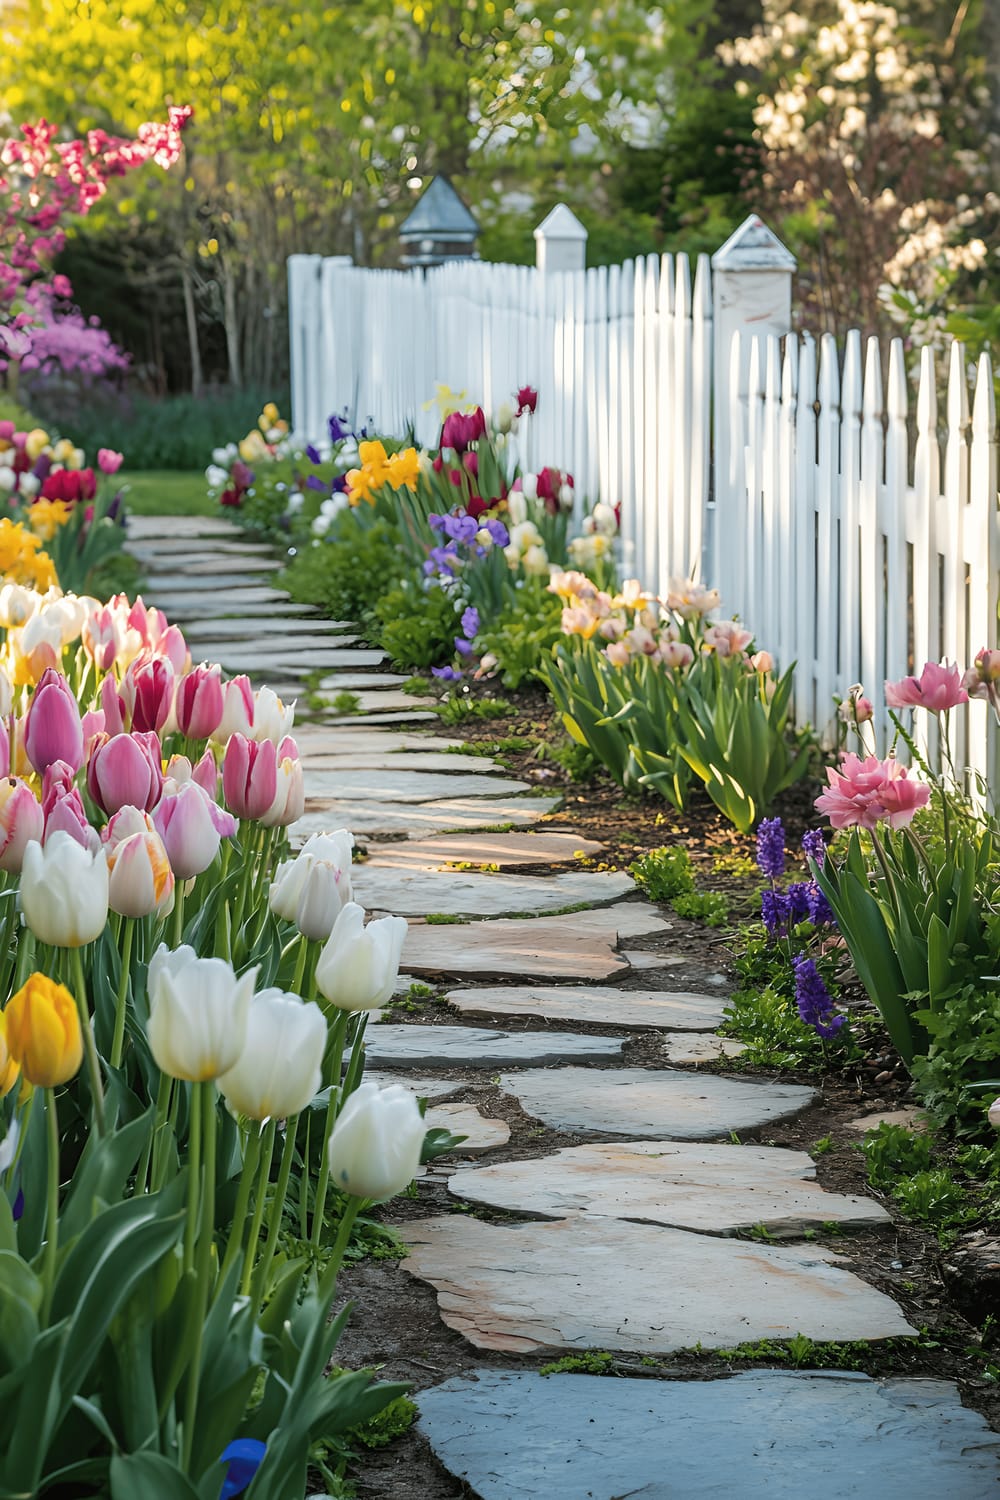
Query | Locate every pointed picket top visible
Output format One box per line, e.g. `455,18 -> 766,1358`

972,351 -> 997,441
947,340 -> 971,434
533,203 -> 588,242
887,339 -> 908,422
798,333 -> 817,411
711,213 -> 797,272
863,336 -> 883,418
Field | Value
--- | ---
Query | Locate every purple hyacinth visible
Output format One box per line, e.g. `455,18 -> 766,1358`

756,817 -> 786,879
432,665 -> 463,681
761,888 -> 789,934
807,881 -> 836,928
793,955 -> 845,1038
801,828 -> 826,870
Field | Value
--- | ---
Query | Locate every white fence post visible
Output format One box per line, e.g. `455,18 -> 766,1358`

711,214 -> 796,603
534,204 -> 588,273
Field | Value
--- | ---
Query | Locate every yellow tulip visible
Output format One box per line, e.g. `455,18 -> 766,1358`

0,1014 -> 20,1098
4,973 -> 83,1087
24,428 -> 51,462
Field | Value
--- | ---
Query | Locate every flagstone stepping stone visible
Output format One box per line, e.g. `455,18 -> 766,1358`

403,912 -> 634,981
321,690 -> 439,715
581,902 -> 671,940
147,554 -> 282,574
154,586 -> 290,609
423,1103 -> 511,1153
498,1067 -> 816,1138
352,868 -> 634,918
417,1369 -> 1000,1500
847,1107 -> 930,1134
663,1033 -> 747,1063
126,515 -> 240,539
447,1141 -> 889,1235
193,637 -> 363,659
363,830 -> 605,869
128,538 -> 276,559
364,1073 -> 467,1102
290,796 -> 561,842
306,770 -> 531,803
305,750 -> 506,775
444,985 -> 730,1030
309,672 -> 411,692
163,601 -> 318,621
401,1215 -> 915,1353
621,947 -> 683,970
294,727 -> 464,752
147,572 -> 286,594
366,1025 -> 626,1068
214,647 -> 387,673
182,616 -> 354,638
312,710 -> 439,727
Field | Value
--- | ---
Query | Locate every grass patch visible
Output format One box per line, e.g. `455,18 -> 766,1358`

123,470 -> 216,516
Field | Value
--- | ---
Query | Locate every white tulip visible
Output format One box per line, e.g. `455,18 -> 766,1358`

217,988 -> 326,1120
519,473 -> 538,503
558,482 -> 575,510
252,686 -> 295,744
18,473 -> 39,499
0,665 -> 12,720
989,1098 -> 1000,1129
20,831 -> 109,947
269,842 -> 353,942
506,491 -> 527,525
286,490 -> 305,515
326,1081 -> 425,1201
260,750 -> 305,828
0,582 -> 38,628
146,944 -> 256,1082
212,676 -> 255,743
315,901 -> 407,1012
0,467 -> 16,493
312,513 -> 332,537
205,464 -> 229,488
522,544 -> 550,576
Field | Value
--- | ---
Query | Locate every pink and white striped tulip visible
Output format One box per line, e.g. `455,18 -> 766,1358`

0,778 -> 44,873
222,733 -> 278,820
121,652 -> 175,735
24,667 -> 84,775
175,663 -> 225,739
212,675 -> 255,742
260,735 -> 304,828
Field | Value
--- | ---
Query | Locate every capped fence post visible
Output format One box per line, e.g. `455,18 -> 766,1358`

534,204 -> 588,273
710,214 -> 796,607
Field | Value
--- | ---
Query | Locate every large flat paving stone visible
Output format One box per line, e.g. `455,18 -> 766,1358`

194,636 -> 362,658
663,1032 -> 748,1063
162,600 -> 318,621
144,554 -> 281,574
403,912 -> 635,981
304,769 -> 531,802
126,514 -> 241,539
142,571 -> 274,591
216,647 -> 388,673
417,1369 -> 1000,1500
291,796 -> 561,841
364,1072 -> 467,1102
320,690 -> 439,715
182,615 -> 355,638
363,830 -> 605,869
402,1215 -> 915,1353
305,750 -> 506,774
499,1067 -> 816,1138
352,868 -> 634,918
154,586 -> 290,608
307,672 -> 411,692
366,1024 -> 625,1068
424,1102 -> 511,1154
448,1141 -> 890,1235
294,726 -> 465,752
445,985 -> 730,1030
310,709 -> 439,726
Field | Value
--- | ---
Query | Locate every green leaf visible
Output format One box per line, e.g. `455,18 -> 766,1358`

110,1450 -> 202,1500
0,1250 -> 42,1373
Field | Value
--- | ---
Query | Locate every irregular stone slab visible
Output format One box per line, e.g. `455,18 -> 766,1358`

621,947 -> 682,970
128,538 -> 276,560
290,796 -> 561,842
193,637 -> 362,659
417,1369 -> 999,1500
366,1024 -> 625,1068
321,690 -> 439,715
447,1141 -> 889,1235
445,985 -> 729,1031
142,572 -> 274,591
352,868 -> 633,918
364,830 -> 604,870
403,913 -> 633,982
182,615 -> 354,638
162,600 -> 318,621
847,1108 -> 930,1134
424,1103 -> 511,1153
308,672 -> 411,692
581,902 -> 670,939
304,769 -> 531,803
364,1072 -> 467,1102
294,727 -> 464,752
215,647 -> 387,673
498,1067 -> 816,1138
146,554 -> 282,574
154,586 -> 289,608
312,709 -> 439,727
305,751 -> 506,775
126,515 -> 240,539
663,1033 -> 747,1063
402,1215 -> 914,1353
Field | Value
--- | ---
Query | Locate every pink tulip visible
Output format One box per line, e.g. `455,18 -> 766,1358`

87,731 -> 163,815
605,640 -> 631,667
24,667 -> 84,775
101,673 -> 126,737
659,640 -> 694,669
838,691 -> 873,724
156,624 -> 190,676
260,736 -> 304,827
0,777 -> 44,873
703,620 -> 754,658
175,663 -> 224,739
192,747 -> 219,796
750,650 -> 774,674
82,606 -> 121,671
41,762 -> 96,850
815,752 -> 930,831
102,805 -> 156,851
153,781 -> 236,879
213,675 -> 255,742
222,733 -> 278,820
122,652 -> 175,734
107,829 -> 174,917
97,448 -> 124,475
885,661 -> 967,713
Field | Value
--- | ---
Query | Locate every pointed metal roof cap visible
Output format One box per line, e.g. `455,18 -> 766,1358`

534,203 -> 588,241
712,213 -> 797,271
399,174 -> 479,240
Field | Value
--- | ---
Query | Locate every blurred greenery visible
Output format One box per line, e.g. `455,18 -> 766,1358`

122,470 -> 215,515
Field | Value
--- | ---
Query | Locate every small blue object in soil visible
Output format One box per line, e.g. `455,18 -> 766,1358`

218,1438 -> 266,1498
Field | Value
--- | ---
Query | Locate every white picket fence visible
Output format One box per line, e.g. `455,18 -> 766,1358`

287,241 -> 1000,777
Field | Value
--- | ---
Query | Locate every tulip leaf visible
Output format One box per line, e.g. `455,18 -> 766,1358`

60,1108 -> 155,1240
0,1250 -> 41,1374
110,1450 -> 202,1500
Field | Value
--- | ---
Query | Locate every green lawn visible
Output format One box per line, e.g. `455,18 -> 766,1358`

121,470 -> 216,516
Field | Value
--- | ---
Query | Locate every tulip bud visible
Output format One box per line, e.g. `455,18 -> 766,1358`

315,901 -> 407,1012
222,733 -> 278,820
146,944 -> 256,1082
122,652 -> 175,735
101,673 -> 126,737
24,666 -> 84,775
212,676 -> 255,742
87,731 -> 163,815
4,972 -> 83,1088
98,448 -> 123,475
0,582 -> 37,630
260,736 -> 304,828
20,831 -> 109,946
217,988 -> 326,1120
153,781 -> 236,880
251,686 -> 295,745
81,606 -> 122,672
107,829 -> 175,918
102,804 -> 156,851
175,663 -> 225,740
269,829 -> 354,941
0,777 -> 44,873
42,767 -> 98,852
326,1081 -> 425,1201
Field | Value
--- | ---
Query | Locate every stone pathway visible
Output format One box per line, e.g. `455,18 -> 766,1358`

131,510 -> 999,1499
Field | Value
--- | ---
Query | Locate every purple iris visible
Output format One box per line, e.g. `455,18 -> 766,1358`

793,955 -> 844,1037
443,513 -> 479,544
484,518 -> 509,546
461,605 -> 479,640
429,512 -> 446,532
306,442 -> 322,464
454,636 -> 474,656
432,665 -> 463,681
305,474 -> 327,492
328,411 -> 351,443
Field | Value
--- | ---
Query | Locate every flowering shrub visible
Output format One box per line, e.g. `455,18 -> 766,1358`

541,571 -> 811,832
0,576 -> 434,1493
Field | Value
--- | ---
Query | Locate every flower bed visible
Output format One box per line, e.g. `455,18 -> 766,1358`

0,559 -> 435,1494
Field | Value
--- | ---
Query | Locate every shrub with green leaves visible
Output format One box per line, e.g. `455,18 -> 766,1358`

281,514 -> 402,624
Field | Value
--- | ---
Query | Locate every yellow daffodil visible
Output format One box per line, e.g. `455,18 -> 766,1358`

0,518 -> 58,592
238,429 -> 270,462
26,499 -> 73,542
385,447 -> 420,491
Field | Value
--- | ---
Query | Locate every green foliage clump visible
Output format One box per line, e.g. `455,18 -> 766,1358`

370,581 -> 461,670
0,394 -> 39,430
478,587 -> 562,690
349,1393 -> 418,1449
282,515 -> 401,623
722,985 -> 839,1070
671,889 -> 729,927
861,1123 -> 934,1190
910,985 -> 1000,1131
547,738 -> 602,783
629,845 -> 695,902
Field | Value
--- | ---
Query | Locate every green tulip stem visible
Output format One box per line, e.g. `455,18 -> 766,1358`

316,1196 -> 363,1311
172,879 -> 186,949
183,1081 -> 202,1274
217,1123 -> 262,1291
251,1113 -> 298,1314
240,1117 -> 276,1296
341,1012 -> 369,1101
70,947 -> 105,1138
139,1068 -> 171,1196
181,1080 -> 217,1471
311,1012 -> 350,1248
110,918 -> 134,1070
290,934 -> 309,997
3,1082 -> 34,1189
40,1087 -> 60,1323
